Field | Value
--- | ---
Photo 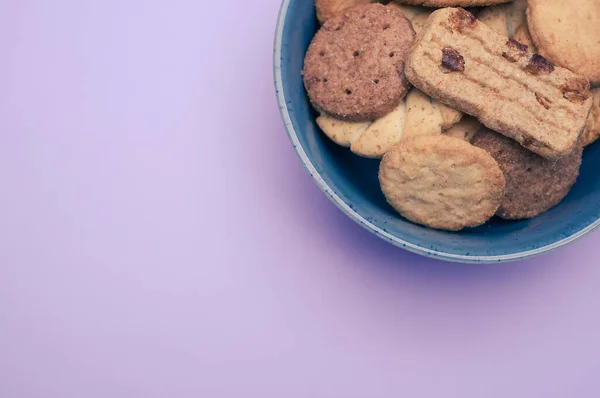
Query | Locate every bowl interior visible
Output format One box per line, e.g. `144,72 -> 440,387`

275,0 -> 600,263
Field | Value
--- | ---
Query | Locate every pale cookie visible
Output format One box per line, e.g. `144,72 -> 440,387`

438,102 -> 463,129
443,116 -> 481,142
527,0 -> 600,86
315,0 -> 372,24
478,0 -> 527,37
316,88 -> 463,158
513,23 -> 536,51
477,0 -> 533,38
410,12 -> 431,35
405,8 -> 594,160
403,89 -> 445,137
473,128 -> 582,220
351,102 -> 407,158
388,2 -> 430,21
391,0 -> 510,7
379,135 -> 505,231
478,5 -> 509,37
580,88 -> 600,147
316,114 -> 371,147
304,4 -> 415,121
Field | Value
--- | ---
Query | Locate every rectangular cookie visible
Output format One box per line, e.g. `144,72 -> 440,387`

405,8 -> 594,160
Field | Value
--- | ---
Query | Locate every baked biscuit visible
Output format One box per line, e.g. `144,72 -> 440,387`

316,89 -> 463,158
351,102 -> 407,158
513,23 -> 536,51
315,0 -> 372,24
527,0 -> 600,86
405,8 -> 593,160
443,116 -> 481,142
316,114 -> 370,147
379,135 -> 505,231
304,4 -> 415,121
403,89 -> 445,138
388,3 -> 430,21
580,88 -> 600,147
391,0 -> 510,7
473,128 -> 582,220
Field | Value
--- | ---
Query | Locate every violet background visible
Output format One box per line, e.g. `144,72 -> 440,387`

1,0 -> 599,397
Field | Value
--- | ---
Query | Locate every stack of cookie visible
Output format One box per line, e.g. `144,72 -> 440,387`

303,1 -> 600,231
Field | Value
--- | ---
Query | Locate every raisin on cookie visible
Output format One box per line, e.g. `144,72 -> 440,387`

527,0 -> 600,86
405,8 -> 593,160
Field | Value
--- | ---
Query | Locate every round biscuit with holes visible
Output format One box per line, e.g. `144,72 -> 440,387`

379,135 -> 505,231
303,4 -> 415,121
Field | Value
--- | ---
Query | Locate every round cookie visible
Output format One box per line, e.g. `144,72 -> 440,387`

527,0 -> 600,86
303,4 -> 415,121
315,0 -> 372,25
379,135 -> 505,231
472,128 -> 582,220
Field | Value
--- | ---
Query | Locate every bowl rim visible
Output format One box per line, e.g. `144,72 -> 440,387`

273,0 -> 600,264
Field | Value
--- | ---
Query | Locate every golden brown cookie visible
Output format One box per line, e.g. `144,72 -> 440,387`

379,135 -> 505,231
473,128 -> 582,220
405,8 -> 594,160
304,4 -> 415,121
315,0 -> 372,24
580,88 -> 600,147
527,0 -> 600,86
391,0 -> 510,7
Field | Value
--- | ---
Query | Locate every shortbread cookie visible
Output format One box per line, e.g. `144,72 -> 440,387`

391,0 -> 510,7
316,114 -> 371,147
351,102 -> 407,158
580,88 -> 600,147
527,0 -> 600,86
316,89 -> 463,158
443,116 -> 481,142
379,135 -> 505,231
403,89 -> 445,137
304,4 -> 415,121
473,128 -> 582,220
405,8 -> 593,160
410,12 -> 431,35
478,5 -> 509,36
388,2 -> 430,21
478,0 -> 527,37
315,0 -> 372,24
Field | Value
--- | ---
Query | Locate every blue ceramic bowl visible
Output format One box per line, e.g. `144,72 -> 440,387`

273,0 -> 600,263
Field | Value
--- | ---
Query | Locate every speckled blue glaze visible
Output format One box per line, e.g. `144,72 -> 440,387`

273,0 -> 600,263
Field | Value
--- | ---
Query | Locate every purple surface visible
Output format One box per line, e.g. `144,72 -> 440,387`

1,0 -> 600,396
